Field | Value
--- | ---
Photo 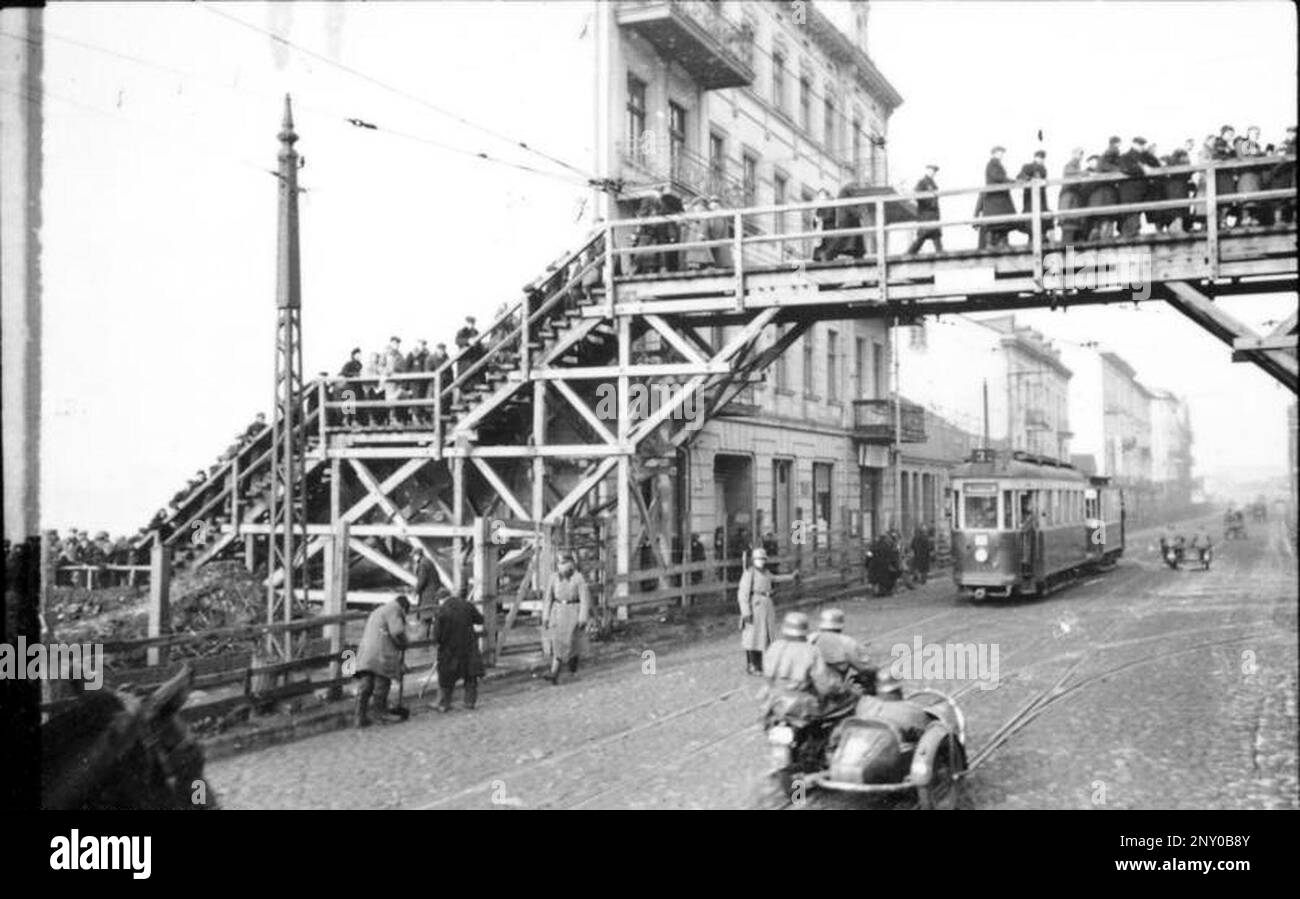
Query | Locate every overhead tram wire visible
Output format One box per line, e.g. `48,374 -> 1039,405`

197,1 -> 603,186
0,28 -> 599,193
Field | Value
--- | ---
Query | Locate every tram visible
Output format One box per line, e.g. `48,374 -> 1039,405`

948,449 -> 1124,601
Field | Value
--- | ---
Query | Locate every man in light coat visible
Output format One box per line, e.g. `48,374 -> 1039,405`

762,611 -> 838,699
540,551 -> 592,684
808,608 -> 875,692
354,594 -> 410,727
737,547 -> 798,675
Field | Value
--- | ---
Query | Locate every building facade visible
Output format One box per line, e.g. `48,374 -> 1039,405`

1148,388 -> 1195,513
594,1 -> 908,558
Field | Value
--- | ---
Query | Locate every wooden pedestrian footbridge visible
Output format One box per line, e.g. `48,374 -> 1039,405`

93,154 -> 1291,714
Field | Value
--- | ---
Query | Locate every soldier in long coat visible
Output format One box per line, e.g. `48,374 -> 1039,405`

432,585 -> 485,711
976,146 -> 1016,249
540,551 -> 592,684
354,594 -> 410,727
737,546 -> 797,674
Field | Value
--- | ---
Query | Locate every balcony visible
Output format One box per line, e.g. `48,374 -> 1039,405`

616,135 -> 745,203
616,1 -> 755,90
852,399 -> 926,444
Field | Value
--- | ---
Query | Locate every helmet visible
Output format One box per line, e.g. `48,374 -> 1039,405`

751,547 -> 768,561
781,611 -> 810,639
875,670 -> 903,696
818,608 -> 845,632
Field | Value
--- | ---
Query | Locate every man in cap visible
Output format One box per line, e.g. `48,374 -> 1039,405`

540,550 -> 592,684
1056,147 -> 1087,244
406,338 -> 429,375
976,146 -> 1016,249
1016,150 -> 1051,240
737,546 -> 798,674
762,611 -> 839,699
339,347 -> 363,379
853,670 -> 933,741
432,583 -> 485,711
1116,137 -> 1155,237
808,608 -> 875,692
354,594 -> 411,727
906,164 -> 943,255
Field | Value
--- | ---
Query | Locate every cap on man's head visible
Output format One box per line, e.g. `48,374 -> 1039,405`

990,145 -> 1006,154
1220,124 -> 1234,134
390,336 -> 401,343
925,163 -> 939,171
1132,136 -> 1147,145
1033,149 -> 1046,158
350,347 -> 361,355
467,315 -> 477,323
1108,135 -> 1121,144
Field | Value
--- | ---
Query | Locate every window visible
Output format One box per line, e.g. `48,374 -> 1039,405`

962,491 -> 999,530
854,337 -> 866,399
827,329 -> 840,401
626,73 -> 647,157
773,171 -> 787,237
668,102 -> 687,179
799,76 -> 812,132
771,51 -> 786,114
871,340 -> 885,398
852,118 -> 863,180
1002,490 -> 1016,530
813,462 -> 833,549
823,96 -> 835,152
775,324 -> 790,390
742,151 -> 758,207
803,329 -> 815,398
709,130 -> 727,187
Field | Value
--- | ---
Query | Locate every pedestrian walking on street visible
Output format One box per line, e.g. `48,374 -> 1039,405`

540,551 -> 592,684
432,584 -> 485,711
354,594 -> 411,727
910,526 -> 933,585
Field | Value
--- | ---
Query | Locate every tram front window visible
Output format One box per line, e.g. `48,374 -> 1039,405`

963,495 -> 999,530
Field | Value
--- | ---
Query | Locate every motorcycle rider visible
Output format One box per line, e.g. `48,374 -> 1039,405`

853,670 -> 933,742
762,611 -> 840,700
808,608 -> 876,693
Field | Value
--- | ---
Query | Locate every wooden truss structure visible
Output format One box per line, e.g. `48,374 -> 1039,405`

145,117 -> 1297,666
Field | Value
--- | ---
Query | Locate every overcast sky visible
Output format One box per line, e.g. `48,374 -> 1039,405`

18,0 -> 1298,534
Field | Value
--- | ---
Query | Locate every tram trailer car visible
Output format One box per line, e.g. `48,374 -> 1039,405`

949,449 -> 1124,601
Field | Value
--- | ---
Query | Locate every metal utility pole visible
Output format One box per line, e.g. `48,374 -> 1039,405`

266,95 -> 306,660
891,318 -> 902,532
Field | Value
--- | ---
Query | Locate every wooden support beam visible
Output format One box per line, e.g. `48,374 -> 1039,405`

544,457 -> 618,524
550,377 -> 618,445
324,519 -> 349,691
348,537 -> 417,586
147,541 -> 171,668
643,313 -> 708,365
473,517 -> 498,666
471,457 -> 530,521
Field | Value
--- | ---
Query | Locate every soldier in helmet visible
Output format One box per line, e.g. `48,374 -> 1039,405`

809,608 -> 875,691
761,611 -> 839,699
737,546 -> 798,674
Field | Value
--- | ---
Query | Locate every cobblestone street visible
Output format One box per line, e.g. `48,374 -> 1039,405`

207,516 -> 1298,810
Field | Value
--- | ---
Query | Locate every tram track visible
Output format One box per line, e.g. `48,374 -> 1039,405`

414,588 -> 973,809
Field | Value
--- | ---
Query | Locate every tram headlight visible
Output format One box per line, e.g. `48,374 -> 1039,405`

973,547 -> 989,564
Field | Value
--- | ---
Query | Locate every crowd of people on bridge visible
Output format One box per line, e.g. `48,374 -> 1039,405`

614,122 -> 1297,268
970,124 -> 1296,249
47,529 -> 150,587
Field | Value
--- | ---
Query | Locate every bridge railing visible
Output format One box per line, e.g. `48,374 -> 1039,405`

604,154 -> 1296,301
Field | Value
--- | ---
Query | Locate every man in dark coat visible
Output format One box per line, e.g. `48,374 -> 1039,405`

339,347 -> 362,378
1088,138 -> 1123,240
1155,139 -> 1196,233
909,527 -> 933,585
1017,150 -> 1050,240
1267,125 -> 1296,224
1057,148 -> 1086,244
1116,137 -> 1154,237
405,339 -> 429,374
689,532 -> 707,584
432,585 -> 485,711
906,164 -> 943,254
867,532 -> 900,595
659,192 -> 684,272
455,316 -> 482,389
977,146 -> 1016,249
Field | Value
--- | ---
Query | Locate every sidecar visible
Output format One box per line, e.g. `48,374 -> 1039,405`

804,689 -> 967,809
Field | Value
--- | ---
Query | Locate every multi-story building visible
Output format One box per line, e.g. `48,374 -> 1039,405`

1148,388 -> 1195,513
593,1 -> 907,555
1059,345 -> 1159,522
